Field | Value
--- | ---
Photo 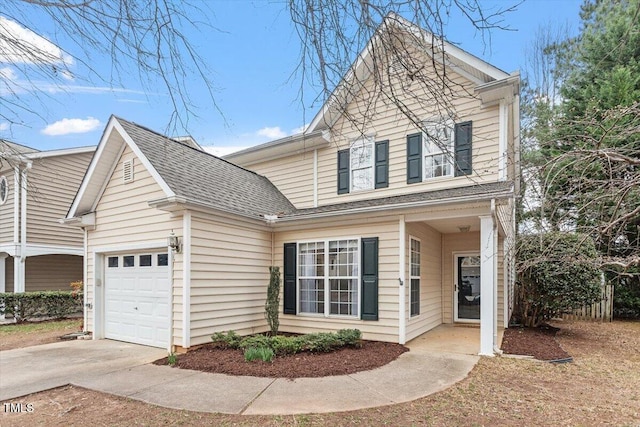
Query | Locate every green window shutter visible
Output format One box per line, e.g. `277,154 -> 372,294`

337,149 -> 350,194
361,237 -> 379,321
406,133 -> 422,184
283,243 -> 297,314
374,140 -> 389,189
454,121 -> 473,176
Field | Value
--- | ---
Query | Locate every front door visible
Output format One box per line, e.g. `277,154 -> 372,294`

454,254 -> 480,322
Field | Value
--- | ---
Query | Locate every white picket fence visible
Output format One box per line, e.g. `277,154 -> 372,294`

562,284 -> 614,322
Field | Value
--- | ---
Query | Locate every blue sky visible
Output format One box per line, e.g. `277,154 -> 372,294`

0,0 -> 583,154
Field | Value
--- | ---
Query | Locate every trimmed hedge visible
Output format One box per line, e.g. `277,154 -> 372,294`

211,329 -> 362,356
0,291 -> 83,322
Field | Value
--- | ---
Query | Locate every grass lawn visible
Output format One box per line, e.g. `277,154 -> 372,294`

0,319 -> 82,351
1,320 -> 639,426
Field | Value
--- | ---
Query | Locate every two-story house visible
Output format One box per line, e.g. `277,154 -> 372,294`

0,140 -> 94,296
65,15 -> 519,355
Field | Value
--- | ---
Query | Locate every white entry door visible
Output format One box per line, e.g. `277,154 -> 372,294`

104,252 -> 170,348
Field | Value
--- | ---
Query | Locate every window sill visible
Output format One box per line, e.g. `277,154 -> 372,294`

294,312 -> 360,320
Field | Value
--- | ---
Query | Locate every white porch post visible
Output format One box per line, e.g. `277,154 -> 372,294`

398,215 -> 406,345
479,215 -> 496,356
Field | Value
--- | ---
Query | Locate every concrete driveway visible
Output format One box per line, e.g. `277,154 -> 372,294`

1,330 -> 480,415
0,339 -> 165,401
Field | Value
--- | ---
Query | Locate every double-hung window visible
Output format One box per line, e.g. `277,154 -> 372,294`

350,138 -> 374,192
410,237 -> 420,317
423,120 -> 454,179
298,239 -> 359,317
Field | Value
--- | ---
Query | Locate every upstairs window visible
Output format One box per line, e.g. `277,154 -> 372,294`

338,139 -> 389,194
407,120 -> 473,184
350,138 -> 374,192
423,121 -> 454,179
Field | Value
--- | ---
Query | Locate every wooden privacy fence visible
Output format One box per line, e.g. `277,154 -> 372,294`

562,284 -> 614,322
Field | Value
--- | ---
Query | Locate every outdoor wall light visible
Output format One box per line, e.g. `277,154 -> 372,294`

168,231 -> 181,253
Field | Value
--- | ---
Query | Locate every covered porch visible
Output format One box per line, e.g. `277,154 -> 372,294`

400,198 -> 513,355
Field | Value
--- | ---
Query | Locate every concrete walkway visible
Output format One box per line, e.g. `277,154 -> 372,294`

0,326 -> 480,415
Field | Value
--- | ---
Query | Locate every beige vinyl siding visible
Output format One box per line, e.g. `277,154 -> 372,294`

23,254 -> 83,291
316,68 -> 500,206
86,145 -> 182,343
0,168 -> 16,243
244,153 -> 315,208
26,152 -> 92,247
442,231 -> 480,323
405,222 -> 442,342
189,212 -> 272,345
274,217 -> 399,343
496,199 -> 515,326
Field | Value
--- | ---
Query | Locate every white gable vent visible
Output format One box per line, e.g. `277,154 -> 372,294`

123,159 -> 134,183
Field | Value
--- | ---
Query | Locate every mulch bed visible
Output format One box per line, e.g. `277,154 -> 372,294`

153,340 -> 408,378
501,324 -> 571,361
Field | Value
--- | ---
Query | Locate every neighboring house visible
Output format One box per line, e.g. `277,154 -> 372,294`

0,140 -> 95,294
65,15 -> 519,356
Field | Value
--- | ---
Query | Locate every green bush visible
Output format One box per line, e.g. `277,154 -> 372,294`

210,330 -> 242,349
244,346 -> 274,362
336,328 -> 362,347
211,328 -> 363,356
238,334 -> 271,350
515,232 -> 602,327
270,335 -> 302,355
0,291 -> 83,322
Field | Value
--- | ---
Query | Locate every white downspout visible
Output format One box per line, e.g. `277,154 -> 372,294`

313,149 -> 318,208
19,163 -> 30,293
398,215 -> 406,345
498,101 -> 507,181
83,227 -> 88,332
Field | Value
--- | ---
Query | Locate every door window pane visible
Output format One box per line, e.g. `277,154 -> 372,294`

123,256 -> 135,267
108,256 -> 118,268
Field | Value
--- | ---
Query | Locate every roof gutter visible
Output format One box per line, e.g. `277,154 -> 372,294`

271,187 -> 514,224
148,196 -> 274,227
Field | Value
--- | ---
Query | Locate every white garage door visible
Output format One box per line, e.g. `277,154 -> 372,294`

104,252 -> 170,348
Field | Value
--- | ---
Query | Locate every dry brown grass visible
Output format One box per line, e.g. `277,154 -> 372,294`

2,320 -> 639,427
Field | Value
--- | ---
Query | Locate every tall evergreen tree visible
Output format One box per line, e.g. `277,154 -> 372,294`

532,0 -> 640,279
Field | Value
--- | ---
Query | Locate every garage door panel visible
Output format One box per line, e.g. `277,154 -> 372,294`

104,251 -> 170,348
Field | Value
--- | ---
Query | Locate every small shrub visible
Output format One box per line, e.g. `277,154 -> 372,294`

167,352 -> 178,366
300,332 -> 341,352
211,331 -> 242,349
244,346 -> 274,362
336,329 -> 362,347
238,334 -> 271,350
270,335 -> 302,355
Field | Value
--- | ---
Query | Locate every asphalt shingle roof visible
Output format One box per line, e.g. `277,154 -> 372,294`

282,181 -> 513,218
117,118 -> 296,219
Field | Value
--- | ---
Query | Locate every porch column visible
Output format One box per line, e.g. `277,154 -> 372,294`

479,215 -> 496,356
398,215 -> 406,345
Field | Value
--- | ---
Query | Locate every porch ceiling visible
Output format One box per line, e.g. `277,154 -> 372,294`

412,216 -> 481,234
